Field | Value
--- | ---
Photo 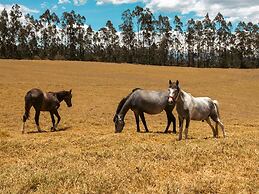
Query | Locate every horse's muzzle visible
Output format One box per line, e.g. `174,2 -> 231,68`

168,96 -> 175,104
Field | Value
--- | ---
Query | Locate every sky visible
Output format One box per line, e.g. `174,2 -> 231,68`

0,0 -> 258,31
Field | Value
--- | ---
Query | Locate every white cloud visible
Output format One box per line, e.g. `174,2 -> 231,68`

51,4 -> 58,11
58,0 -> 71,4
41,2 -> 47,9
0,3 -> 39,14
73,0 -> 87,6
145,0 -> 259,22
97,0 -> 139,5
95,0 -> 259,22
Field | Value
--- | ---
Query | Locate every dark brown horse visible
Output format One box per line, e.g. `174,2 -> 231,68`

21,88 -> 72,133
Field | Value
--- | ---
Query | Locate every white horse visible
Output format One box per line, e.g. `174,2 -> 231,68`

168,80 -> 225,140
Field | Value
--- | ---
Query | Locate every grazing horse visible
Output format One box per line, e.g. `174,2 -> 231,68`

21,88 -> 72,133
113,88 -> 176,133
168,80 -> 225,140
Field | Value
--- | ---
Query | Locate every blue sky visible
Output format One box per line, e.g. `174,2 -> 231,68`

0,0 -> 258,31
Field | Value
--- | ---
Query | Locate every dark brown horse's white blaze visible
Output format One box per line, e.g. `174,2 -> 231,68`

21,88 -> 72,133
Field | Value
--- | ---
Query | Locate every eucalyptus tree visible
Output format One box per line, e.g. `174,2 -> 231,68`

139,8 -> 156,64
119,9 -> 136,63
194,20 -> 203,67
61,10 -> 85,60
9,4 -> 22,58
202,13 -> 216,67
213,12 -> 231,67
84,25 -> 94,60
39,9 -> 60,58
173,15 -> 183,65
132,6 -> 144,49
0,9 -> 9,58
186,18 -> 195,67
156,15 -> 172,65
24,14 -> 40,58
99,20 -> 119,62
235,21 -> 247,68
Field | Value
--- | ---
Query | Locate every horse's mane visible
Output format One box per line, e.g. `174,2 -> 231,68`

49,90 -> 69,101
115,88 -> 142,115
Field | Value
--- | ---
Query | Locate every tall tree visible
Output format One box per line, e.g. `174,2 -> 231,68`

156,15 -> 172,65
0,9 -> 9,58
173,15 -> 183,65
119,9 -> 136,63
140,8 -> 156,64
202,13 -> 216,67
214,13 -> 231,67
186,18 -> 195,67
9,4 -> 22,58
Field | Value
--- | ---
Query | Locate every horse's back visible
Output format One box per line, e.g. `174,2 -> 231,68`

131,90 -> 168,114
26,88 -> 44,98
191,96 -> 216,120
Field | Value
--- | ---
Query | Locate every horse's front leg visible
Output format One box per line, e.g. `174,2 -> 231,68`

164,111 -> 171,133
139,112 -> 149,132
35,110 -> 42,132
53,110 -> 61,129
134,112 -> 140,132
185,117 -> 190,140
50,111 -> 56,131
171,113 -> 176,134
178,116 -> 184,140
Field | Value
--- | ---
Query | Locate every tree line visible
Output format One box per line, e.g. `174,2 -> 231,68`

0,4 -> 258,68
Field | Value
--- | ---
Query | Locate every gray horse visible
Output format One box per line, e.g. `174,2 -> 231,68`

22,88 -> 72,133
168,80 -> 225,140
113,88 -> 176,133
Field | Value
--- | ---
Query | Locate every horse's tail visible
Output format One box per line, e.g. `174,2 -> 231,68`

113,88 -> 142,122
23,92 -> 33,122
213,100 -> 220,119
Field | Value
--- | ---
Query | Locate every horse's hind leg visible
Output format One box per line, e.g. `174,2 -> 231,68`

217,119 -> 226,137
206,118 -> 217,138
50,112 -> 56,131
21,98 -> 32,134
215,122 -> 219,137
53,110 -> 61,129
35,110 -> 42,132
140,112 -> 149,132
134,112 -> 140,132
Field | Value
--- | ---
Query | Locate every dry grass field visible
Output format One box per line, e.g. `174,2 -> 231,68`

0,59 -> 258,194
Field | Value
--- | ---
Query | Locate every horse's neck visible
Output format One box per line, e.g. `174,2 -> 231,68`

55,91 -> 65,102
118,97 -> 131,119
177,89 -> 189,104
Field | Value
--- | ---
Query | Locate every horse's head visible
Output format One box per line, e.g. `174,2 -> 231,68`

168,80 -> 180,104
113,114 -> 125,133
64,89 -> 73,107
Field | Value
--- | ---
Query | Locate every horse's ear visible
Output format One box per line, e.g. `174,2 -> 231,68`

169,80 -> 172,85
69,89 -> 72,94
176,80 -> 179,86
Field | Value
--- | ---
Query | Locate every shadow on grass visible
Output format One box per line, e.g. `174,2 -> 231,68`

27,126 -> 72,134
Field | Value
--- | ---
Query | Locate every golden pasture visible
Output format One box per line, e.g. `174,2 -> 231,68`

0,59 -> 258,193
